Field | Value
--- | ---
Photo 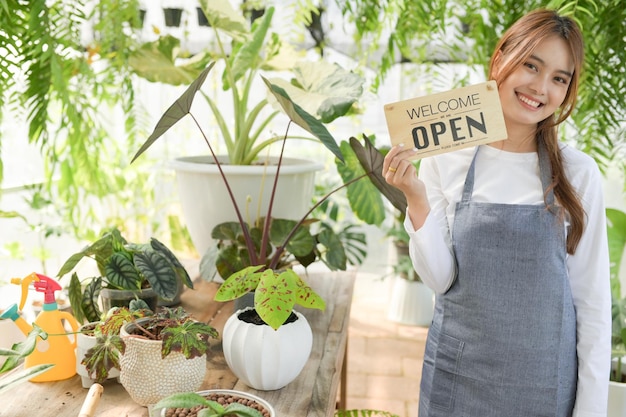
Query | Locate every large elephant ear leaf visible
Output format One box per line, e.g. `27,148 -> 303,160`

150,238 -> 193,290
129,35 -> 212,86
105,253 -> 141,290
350,135 -> 408,214
131,61 -> 216,163
134,251 -> 179,301
261,76 -> 344,163
337,140 -> 386,226
270,60 -> 363,123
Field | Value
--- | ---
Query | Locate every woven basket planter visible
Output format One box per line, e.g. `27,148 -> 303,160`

119,319 -> 207,406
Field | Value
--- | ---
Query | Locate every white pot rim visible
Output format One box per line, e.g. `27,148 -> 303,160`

169,155 -> 323,175
158,389 -> 275,417
234,306 -> 306,326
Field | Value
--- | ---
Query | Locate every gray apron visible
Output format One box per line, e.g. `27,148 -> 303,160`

419,143 -> 577,417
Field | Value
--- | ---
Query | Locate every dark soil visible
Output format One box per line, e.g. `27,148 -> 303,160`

238,308 -> 298,326
163,392 -> 271,417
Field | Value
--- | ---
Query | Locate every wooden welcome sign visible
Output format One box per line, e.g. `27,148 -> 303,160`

384,81 -> 507,159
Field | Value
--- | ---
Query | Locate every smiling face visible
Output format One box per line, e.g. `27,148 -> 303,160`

495,35 -> 575,138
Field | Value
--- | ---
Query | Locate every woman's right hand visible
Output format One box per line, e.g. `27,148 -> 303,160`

383,144 -> 431,229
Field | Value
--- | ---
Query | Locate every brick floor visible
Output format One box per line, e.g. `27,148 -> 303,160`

342,272 -> 429,417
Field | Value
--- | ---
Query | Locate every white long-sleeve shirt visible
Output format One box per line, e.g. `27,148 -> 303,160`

404,144 -> 611,417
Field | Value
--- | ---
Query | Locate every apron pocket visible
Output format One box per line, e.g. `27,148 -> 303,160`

423,330 -> 464,411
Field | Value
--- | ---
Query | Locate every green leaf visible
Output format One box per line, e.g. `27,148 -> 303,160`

150,238 -> 194,290
82,334 -> 124,383
269,218 -> 315,257
134,251 -> 178,301
215,265 -> 264,301
294,273 -> 326,312
607,208 -> 626,284
229,7 -> 274,84
317,226 -> 347,270
131,62 -> 216,163
223,403 -> 265,417
0,364 -> 54,395
81,277 -> 103,323
262,76 -> 344,162
255,269 -> 297,330
0,210 -> 26,221
56,250 -> 90,278
337,139 -> 386,225
349,135 -> 408,214
212,221 -> 244,241
199,0 -> 250,41
105,252 -> 141,290
160,321 -> 218,359
0,325 -> 48,374
270,60 -> 364,123
154,392 -> 213,412
129,35 -> 212,86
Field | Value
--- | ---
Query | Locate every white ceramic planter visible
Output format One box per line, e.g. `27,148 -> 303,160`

76,322 -> 120,388
119,320 -> 207,406
386,276 -> 434,326
170,156 -> 322,257
609,381 -> 626,417
222,307 -> 312,391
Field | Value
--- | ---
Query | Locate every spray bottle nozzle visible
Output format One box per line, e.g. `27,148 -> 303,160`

33,274 -> 62,305
10,273 -> 40,310
10,273 -> 62,310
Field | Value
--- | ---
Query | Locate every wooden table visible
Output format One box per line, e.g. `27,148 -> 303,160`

0,271 -> 355,417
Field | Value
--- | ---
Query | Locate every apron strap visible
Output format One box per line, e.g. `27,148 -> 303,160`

461,142 -> 555,204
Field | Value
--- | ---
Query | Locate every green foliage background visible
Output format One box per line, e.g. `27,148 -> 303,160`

336,0 -> 626,173
0,0 -> 624,249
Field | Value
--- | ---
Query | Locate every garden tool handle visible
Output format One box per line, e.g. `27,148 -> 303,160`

78,383 -> 103,417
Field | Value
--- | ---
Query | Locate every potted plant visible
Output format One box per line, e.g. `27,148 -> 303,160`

79,303 -> 218,406
130,54 -> 380,389
76,300 -> 153,388
154,389 -> 275,417
608,208 -> 626,416
57,227 -> 194,324
118,306 -> 219,406
129,2 -> 364,257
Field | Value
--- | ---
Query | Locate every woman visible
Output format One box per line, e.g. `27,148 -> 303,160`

383,9 -> 610,417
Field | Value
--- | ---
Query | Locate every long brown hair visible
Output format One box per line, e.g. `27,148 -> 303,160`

488,9 -> 585,254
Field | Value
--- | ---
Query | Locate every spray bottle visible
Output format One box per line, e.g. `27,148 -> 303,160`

0,272 -> 80,382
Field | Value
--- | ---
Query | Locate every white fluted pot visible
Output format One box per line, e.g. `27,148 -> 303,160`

119,320 -> 207,406
222,307 -> 312,391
